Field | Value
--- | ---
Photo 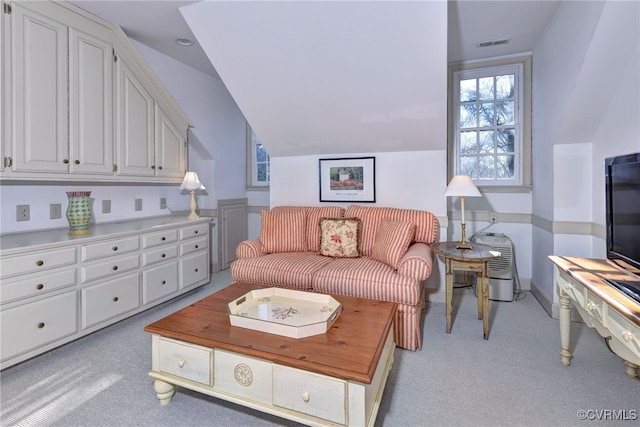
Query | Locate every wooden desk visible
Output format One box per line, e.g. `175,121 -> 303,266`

549,256 -> 640,379
433,242 -> 500,339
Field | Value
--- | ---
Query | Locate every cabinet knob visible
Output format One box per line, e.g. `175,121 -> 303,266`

112,246 -> 118,251
586,302 -> 596,311
178,359 -> 185,368
63,159 -> 69,164
161,253 -> 166,258
622,331 -> 635,342
112,265 -> 118,271
195,245 -> 199,249
36,284 -> 44,290
113,297 -> 119,302
151,165 -> 156,170
161,280 -> 166,285
302,391 -> 310,402
158,166 -> 163,170
161,237 -> 166,241
194,268 -> 199,273
37,322 -> 45,329
74,160 -> 80,165
36,260 -> 44,267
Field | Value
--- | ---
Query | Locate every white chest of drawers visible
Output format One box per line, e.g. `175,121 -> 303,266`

0,215 -> 212,370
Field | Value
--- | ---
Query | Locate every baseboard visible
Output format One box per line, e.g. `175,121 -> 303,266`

530,280 -> 556,318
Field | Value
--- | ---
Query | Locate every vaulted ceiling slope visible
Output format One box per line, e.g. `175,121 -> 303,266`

180,1 -> 448,157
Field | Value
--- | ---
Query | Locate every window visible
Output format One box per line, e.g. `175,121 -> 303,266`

451,61 -> 529,188
246,123 -> 270,190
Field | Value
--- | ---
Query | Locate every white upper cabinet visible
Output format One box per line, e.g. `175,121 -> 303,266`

10,2 -> 68,173
1,1 -> 190,182
69,28 -> 113,175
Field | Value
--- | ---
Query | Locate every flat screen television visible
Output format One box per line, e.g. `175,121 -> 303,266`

605,152 -> 640,276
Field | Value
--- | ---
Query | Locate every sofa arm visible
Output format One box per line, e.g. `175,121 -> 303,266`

235,239 -> 267,259
396,243 -> 434,281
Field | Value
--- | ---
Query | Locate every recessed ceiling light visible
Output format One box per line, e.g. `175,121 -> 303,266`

176,38 -> 193,47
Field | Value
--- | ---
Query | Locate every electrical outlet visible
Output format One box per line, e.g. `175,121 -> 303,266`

135,198 -> 143,211
489,212 -> 498,223
102,200 -> 111,214
160,198 -> 167,209
50,203 -> 62,219
16,205 -> 30,222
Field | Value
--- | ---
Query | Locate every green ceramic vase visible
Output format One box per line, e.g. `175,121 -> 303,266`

66,191 -> 92,235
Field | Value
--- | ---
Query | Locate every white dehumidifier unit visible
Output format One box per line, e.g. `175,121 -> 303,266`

471,232 -> 514,301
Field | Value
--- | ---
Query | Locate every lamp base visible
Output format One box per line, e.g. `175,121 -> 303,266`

457,222 -> 473,249
187,190 -> 199,220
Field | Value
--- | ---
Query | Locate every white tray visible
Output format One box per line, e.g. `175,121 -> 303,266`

228,288 -> 342,339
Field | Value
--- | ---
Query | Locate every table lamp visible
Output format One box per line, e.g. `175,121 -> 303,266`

179,171 -> 206,219
444,175 -> 482,249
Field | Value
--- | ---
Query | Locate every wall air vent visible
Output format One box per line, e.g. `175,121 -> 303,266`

477,38 -> 510,48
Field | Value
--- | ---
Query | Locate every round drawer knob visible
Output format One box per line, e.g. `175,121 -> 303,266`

36,260 -> 44,267
37,322 -> 45,329
161,237 -> 166,241
158,166 -> 163,170
113,266 -> 118,271
195,245 -> 199,249
161,253 -> 166,258
36,284 -> 44,290
151,165 -> 156,170
74,160 -> 80,165
113,297 -> 119,302
194,268 -> 199,273
178,359 -> 185,368
161,280 -> 166,285
112,246 -> 118,251
194,230 -> 199,234
302,391 -> 310,402
63,159 -> 69,164
622,331 -> 634,342
586,302 -> 596,311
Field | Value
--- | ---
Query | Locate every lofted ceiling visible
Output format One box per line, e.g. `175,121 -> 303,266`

70,0 -> 561,156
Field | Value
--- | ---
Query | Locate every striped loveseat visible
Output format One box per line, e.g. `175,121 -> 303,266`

230,205 -> 439,351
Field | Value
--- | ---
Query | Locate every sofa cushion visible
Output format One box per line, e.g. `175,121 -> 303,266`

319,218 -> 361,258
371,220 -> 415,268
231,252 -> 335,290
271,206 -> 345,252
312,257 -> 423,305
260,209 -> 307,253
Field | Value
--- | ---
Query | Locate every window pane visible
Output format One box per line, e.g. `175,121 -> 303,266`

478,77 -> 494,100
256,143 -> 267,162
460,156 -> 478,177
478,156 -> 495,179
497,129 -> 515,153
496,74 -> 514,99
497,155 -> 515,179
496,101 -> 514,125
479,130 -> 494,153
460,79 -> 477,102
460,131 -> 478,154
478,103 -> 494,127
257,163 -> 267,182
459,104 -> 478,128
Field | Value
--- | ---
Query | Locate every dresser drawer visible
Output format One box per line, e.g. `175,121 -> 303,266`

142,261 -> 178,305
273,365 -> 347,425
0,291 -> 77,361
142,230 -> 178,249
0,247 -> 77,279
180,224 -> 209,240
214,349 -> 273,405
157,337 -> 213,386
608,309 -> 640,356
81,237 -> 139,261
142,245 -> 178,267
1,267 -> 76,304
180,236 -> 208,256
81,273 -> 140,329
179,251 -> 209,288
80,254 -> 139,283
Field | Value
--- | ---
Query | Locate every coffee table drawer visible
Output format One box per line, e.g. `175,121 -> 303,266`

214,349 -> 272,405
273,365 -> 346,425
158,338 -> 213,386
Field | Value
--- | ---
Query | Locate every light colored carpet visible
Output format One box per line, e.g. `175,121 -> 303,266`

1,270 -> 638,427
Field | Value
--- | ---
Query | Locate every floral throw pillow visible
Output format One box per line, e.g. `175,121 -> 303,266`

319,218 -> 361,258
371,220 -> 416,268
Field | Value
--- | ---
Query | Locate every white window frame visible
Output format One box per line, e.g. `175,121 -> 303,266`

450,57 -> 531,190
246,123 -> 270,190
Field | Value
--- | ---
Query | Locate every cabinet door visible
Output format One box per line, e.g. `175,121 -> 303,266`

115,59 -> 154,176
11,4 -> 68,173
155,105 -> 186,178
69,28 -> 113,175
1,6 -> 6,173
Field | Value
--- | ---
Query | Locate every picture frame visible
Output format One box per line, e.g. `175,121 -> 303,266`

319,157 -> 376,203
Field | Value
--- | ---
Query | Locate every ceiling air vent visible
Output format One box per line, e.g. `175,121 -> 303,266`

477,38 -> 510,48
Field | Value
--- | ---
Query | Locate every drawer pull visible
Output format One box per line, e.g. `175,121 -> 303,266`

113,297 -> 119,302
161,237 -> 166,241
36,260 -> 44,267
194,230 -> 199,234
74,160 -> 80,165
37,322 -> 45,329
158,166 -> 163,170
302,391 -> 310,403
622,331 -> 635,343
112,246 -> 118,251
161,280 -> 166,285
161,253 -> 166,258
113,265 -> 118,271
195,268 -> 199,273
195,245 -> 199,249
178,359 -> 185,368
36,283 -> 44,290
586,302 -> 596,311
63,159 -> 69,164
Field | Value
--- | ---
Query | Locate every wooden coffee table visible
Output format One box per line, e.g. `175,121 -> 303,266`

144,282 -> 397,427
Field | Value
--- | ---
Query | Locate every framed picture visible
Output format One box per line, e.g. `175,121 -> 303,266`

319,157 -> 376,203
